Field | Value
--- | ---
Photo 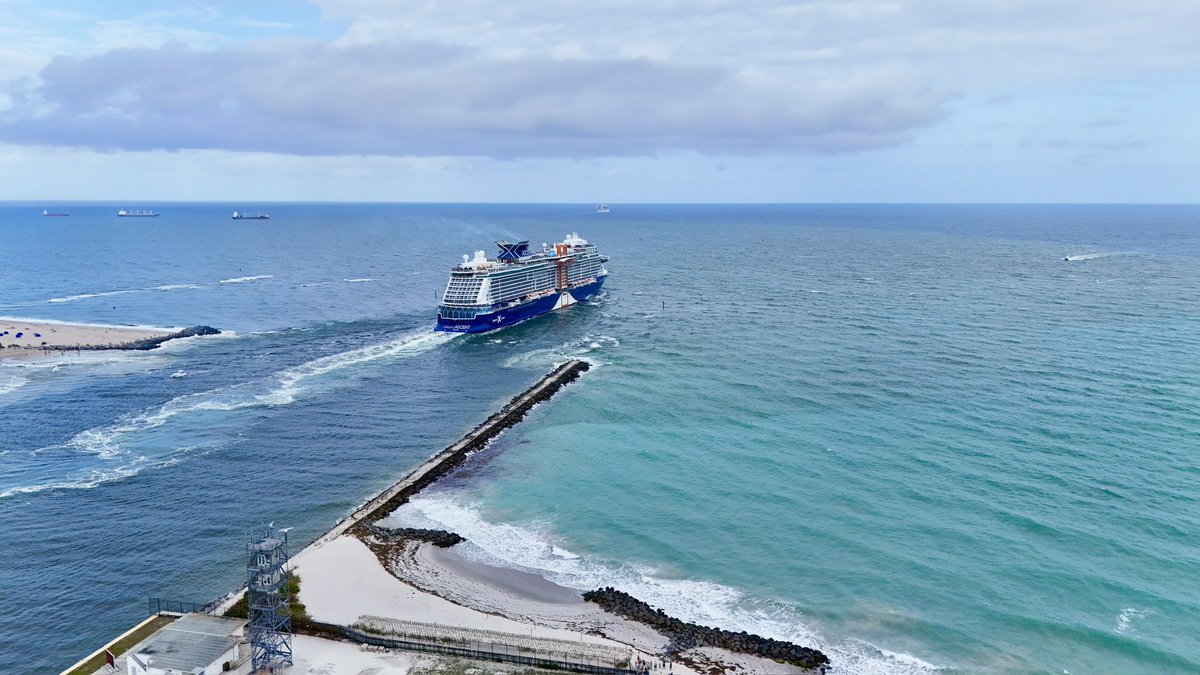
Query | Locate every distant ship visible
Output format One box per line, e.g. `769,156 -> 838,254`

435,233 -> 608,333
596,204 -> 610,213
118,209 -> 159,217
42,209 -> 70,217
232,211 -> 270,220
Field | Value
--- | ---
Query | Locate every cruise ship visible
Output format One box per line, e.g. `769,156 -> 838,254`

436,233 -> 608,333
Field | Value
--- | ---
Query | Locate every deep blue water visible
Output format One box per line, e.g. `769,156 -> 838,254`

1,203 -> 1198,674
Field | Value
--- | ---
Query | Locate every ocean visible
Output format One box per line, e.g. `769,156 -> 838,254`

0,203 -> 1197,674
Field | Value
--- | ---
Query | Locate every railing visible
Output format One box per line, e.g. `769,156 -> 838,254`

305,621 -> 636,675
147,597 -> 217,615
356,615 -> 629,665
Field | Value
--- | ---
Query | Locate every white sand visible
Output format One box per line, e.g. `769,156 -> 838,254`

288,634 -> 427,674
292,535 -> 809,674
0,318 -> 172,362
294,535 -> 622,645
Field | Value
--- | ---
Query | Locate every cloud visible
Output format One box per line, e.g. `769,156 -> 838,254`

3,0 -> 1197,161
315,0 -> 1200,83
0,41 -> 946,157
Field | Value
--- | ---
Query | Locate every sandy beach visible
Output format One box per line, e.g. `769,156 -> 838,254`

292,532 -> 811,674
0,318 -> 175,362
273,361 -> 818,674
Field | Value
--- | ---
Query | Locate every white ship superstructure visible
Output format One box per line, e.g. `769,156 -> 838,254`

436,233 -> 608,332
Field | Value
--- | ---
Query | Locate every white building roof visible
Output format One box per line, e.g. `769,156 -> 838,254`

132,614 -> 244,672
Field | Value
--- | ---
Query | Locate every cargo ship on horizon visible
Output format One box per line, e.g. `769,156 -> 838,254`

435,233 -> 608,333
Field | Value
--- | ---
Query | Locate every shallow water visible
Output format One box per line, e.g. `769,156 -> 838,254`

1,203 -> 1198,673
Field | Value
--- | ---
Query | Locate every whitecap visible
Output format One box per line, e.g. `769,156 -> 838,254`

219,274 -> 273,284
1063,252 -> 1122,261
46,289 -> 141,303
152,283 -> 203,291
343,278 -> 377,283
1115,606 -> 1146,634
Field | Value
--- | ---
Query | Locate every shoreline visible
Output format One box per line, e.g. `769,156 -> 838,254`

0,319 -> 219,363
278,359 -> 827,673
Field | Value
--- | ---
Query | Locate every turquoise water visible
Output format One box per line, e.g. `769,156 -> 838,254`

1,204 -> 1197,673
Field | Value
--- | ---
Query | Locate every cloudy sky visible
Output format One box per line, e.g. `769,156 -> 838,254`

0,0 -> 1196,202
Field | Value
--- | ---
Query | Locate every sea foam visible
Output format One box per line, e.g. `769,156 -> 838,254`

387,494 -> 944,675
8,330 -> 458,496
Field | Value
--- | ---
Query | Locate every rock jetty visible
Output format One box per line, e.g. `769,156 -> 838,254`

364,524 -> 464,548
583,586 -> 829,670
351,359 -> 592,531
123,325 -> 221,350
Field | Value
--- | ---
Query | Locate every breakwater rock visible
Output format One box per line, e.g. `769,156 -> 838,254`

45,325 -> 222,352
352,359 -> 591,530
365,525 -> 465,548
583,587 -> 829,670
124,325 -> 221,350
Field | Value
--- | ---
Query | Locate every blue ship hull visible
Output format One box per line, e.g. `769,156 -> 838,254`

436,277 -> 605,333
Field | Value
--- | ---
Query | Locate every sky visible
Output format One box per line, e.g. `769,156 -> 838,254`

0,0 -> 1196,202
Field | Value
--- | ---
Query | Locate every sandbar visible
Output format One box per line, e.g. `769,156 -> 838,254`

0,318 -> 175,362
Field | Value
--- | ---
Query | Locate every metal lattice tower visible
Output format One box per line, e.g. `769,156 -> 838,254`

247,524 -> 292,672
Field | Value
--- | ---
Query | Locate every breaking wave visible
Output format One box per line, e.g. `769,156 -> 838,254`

386,495 -> 946,675
0,373 -> 28,396
47,289 -> 141,303
45,282 -> 203,303
219,274 -> 274,284
152,284 -> 202,291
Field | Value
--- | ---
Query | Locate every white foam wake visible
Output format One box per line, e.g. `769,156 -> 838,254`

6,330 -> 457,498
219,274 -> 274,284
0,451 -> 192,500
385,495 -> 945,675
266,329 -> 455,406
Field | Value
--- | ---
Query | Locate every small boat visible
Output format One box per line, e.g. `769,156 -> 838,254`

118,209 -> 159,217
596,204 -> 610,213
170,370 -> 188,379
42,209 -> 70,217
232,211 -> 270,220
